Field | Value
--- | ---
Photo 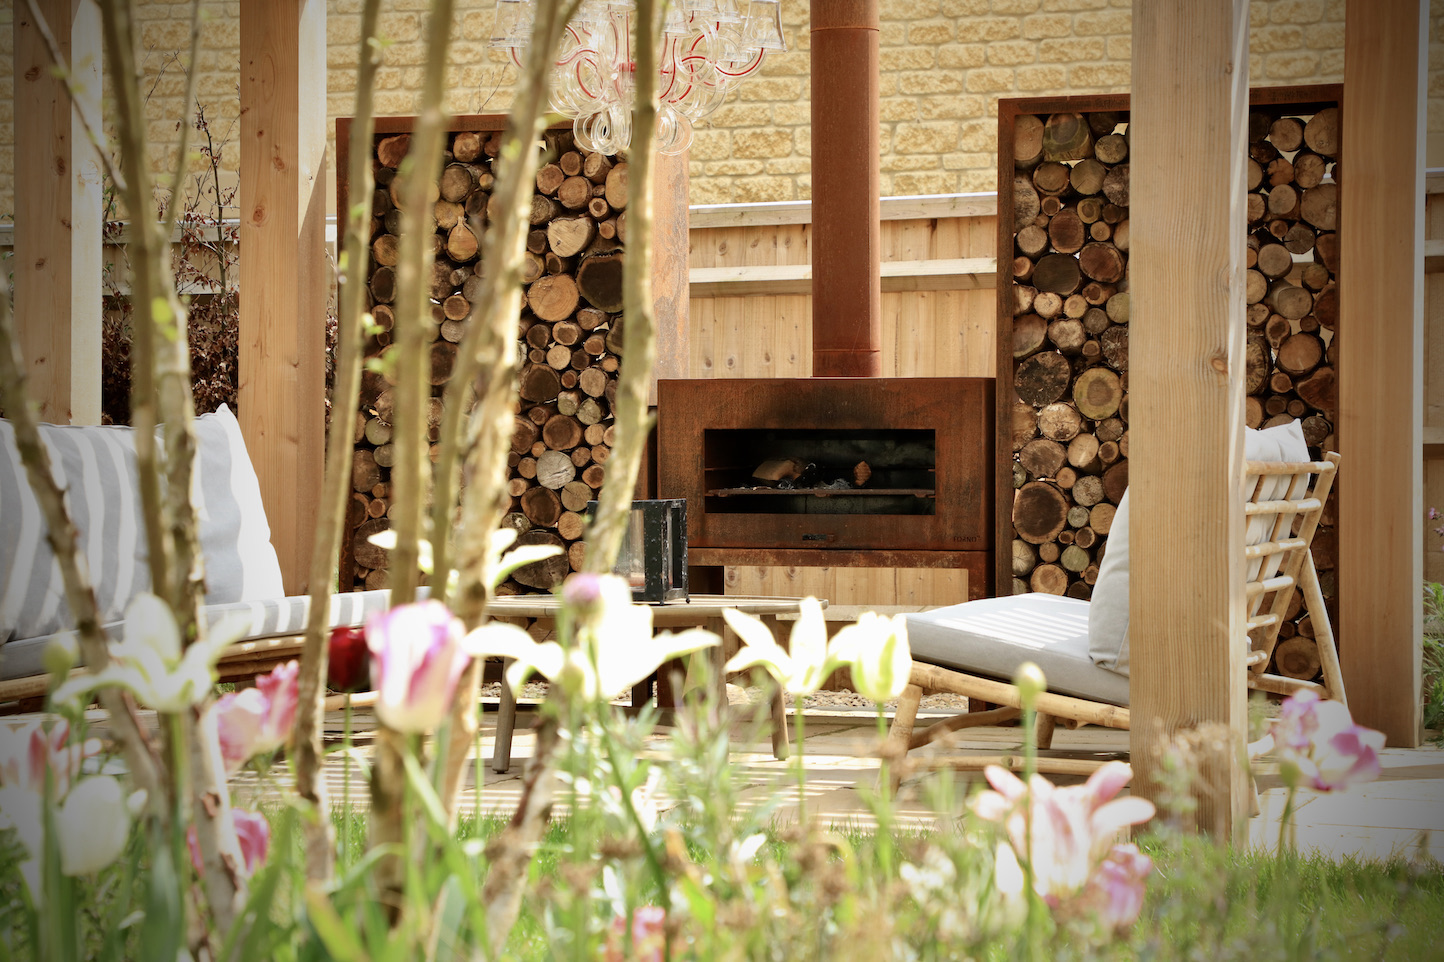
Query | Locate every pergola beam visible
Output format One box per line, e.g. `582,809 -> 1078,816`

1128,0 -> 1251,839
1339,0 -> 1427,747
239,1 -> 328,594
12,0 -> 102,425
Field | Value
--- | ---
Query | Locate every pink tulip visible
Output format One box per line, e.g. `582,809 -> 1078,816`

0,717 -> 98,799
1074,843 -> 1153,931
972,761 -> 1155,922
211,661 -> 300,773
366,601 -> 476,733
230,808 -> 270,874
1271,690 -> 1384,793
605,906 -> 668,962
188,808 -> 271,877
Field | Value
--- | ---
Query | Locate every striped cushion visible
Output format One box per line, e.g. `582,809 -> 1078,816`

0,406 -> 283,644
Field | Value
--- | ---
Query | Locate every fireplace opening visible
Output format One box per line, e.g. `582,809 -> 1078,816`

702,428 -> 936,516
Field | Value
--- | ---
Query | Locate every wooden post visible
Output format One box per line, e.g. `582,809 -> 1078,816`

239,1 -> 327,594
1339,0 -> 1427,747
12,0 -> 102,425
649,149 -> 689,405
1128,0 -> 1251,840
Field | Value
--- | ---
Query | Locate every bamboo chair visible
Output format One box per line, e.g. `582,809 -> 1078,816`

882,452 -> 1342,781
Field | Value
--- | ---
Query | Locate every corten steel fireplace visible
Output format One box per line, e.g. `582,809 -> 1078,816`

657,378 -> 996,596
654,1 -> 998,600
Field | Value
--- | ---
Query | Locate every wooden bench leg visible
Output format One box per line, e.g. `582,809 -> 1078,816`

491,658 -> 517,774
770,681 -> 790,760
882,683 -> 924,793
1035,711 -> 1057,751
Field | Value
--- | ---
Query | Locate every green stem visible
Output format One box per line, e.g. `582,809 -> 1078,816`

166,713 -> 191,904
599,720 -> 670,914
793,694 -> 807,826
1278,787 -> 1296,856
875,706 -> 893,880
342,697 -> 352,868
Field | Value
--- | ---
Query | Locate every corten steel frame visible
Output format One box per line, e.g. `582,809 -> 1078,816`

992,85 -> 1344,597
657,376 -> 997,598
883,452 -> 1342,781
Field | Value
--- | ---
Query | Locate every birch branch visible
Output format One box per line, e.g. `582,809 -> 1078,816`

368,0 -> 457,910
585,0 -> 660,573
436,0 -> 585,821
0,278 -> 166,815
293,0 -> 385,884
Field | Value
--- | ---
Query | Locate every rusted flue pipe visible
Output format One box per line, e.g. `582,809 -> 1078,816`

810,0 -> 881,378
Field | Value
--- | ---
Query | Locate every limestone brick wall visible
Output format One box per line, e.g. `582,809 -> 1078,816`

0,0 -> 1442,217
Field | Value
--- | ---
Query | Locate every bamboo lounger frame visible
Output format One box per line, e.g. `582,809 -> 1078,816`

883,453 -> 1343,780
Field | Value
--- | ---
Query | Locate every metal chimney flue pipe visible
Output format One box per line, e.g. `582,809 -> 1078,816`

810,0 -> 882,377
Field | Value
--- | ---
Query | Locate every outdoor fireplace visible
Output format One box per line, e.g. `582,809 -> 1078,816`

657,377 -> 994,558
651,1 -> 997,600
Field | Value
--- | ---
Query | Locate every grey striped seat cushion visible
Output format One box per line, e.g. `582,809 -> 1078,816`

1,406 -> 284,645
0,589 -> 397,681
906,593 -> 1131,707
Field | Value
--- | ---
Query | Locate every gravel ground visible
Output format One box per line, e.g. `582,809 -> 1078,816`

478,682 -> 967,713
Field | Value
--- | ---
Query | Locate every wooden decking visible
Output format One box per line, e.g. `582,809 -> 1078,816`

227,699 -> 1444,863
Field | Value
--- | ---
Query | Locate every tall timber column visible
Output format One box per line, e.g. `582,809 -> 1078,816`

1128,0 -> 1250,840
810,0 -> 881,377
1339,0 -> 1427,747
13,0 -> 102,424
240,0 -> 327,593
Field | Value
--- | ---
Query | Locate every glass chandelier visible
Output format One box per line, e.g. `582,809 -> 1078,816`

490,0 -> 785,156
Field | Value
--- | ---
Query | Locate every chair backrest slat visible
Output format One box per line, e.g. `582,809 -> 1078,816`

1241,452 -> 1339,675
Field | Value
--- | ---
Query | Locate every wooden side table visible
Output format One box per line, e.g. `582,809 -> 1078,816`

486,594 -> 816,773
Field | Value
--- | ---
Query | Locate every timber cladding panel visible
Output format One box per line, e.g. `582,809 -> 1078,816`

996,86 -> 1343,690
336,116 -> 635,596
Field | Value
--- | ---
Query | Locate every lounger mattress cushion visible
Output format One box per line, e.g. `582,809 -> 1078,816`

907,593 -> 1130,707
0,588 -> 397,682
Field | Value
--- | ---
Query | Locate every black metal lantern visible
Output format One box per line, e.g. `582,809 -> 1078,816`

589,499 -> 688,603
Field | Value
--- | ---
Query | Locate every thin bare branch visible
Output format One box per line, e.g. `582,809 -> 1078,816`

160,0 -> 206,240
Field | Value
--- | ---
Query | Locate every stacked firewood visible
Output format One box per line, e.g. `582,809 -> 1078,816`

1006,104 -> 1340,684
343,127 -> 629,594
1008,111 -> 1133,602
1242,105 -> 1340,683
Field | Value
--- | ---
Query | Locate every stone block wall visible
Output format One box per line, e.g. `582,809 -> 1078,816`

0,0 -> 1442,216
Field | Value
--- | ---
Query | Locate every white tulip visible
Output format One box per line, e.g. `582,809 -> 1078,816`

51,594 -> 246,713
56,776 -> 130,876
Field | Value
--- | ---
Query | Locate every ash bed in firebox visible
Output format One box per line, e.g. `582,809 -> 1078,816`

703,428 -> 938,517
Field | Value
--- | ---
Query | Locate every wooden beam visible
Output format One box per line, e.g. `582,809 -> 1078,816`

1339,0 -> 1427,746
1128,0 -> 1251,840
688,257 -> 997,297
12,0 -> 102,424
239,1 -> 327,594
687,193 -> 999,229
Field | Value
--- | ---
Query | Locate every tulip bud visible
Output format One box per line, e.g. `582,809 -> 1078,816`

42,634 -> 79,679
1014,662 -> 1047,709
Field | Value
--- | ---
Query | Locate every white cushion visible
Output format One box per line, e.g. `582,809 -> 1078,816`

1086,420 -> 1309,676
1,406 -> 283,645
907,593 -> 1131,706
